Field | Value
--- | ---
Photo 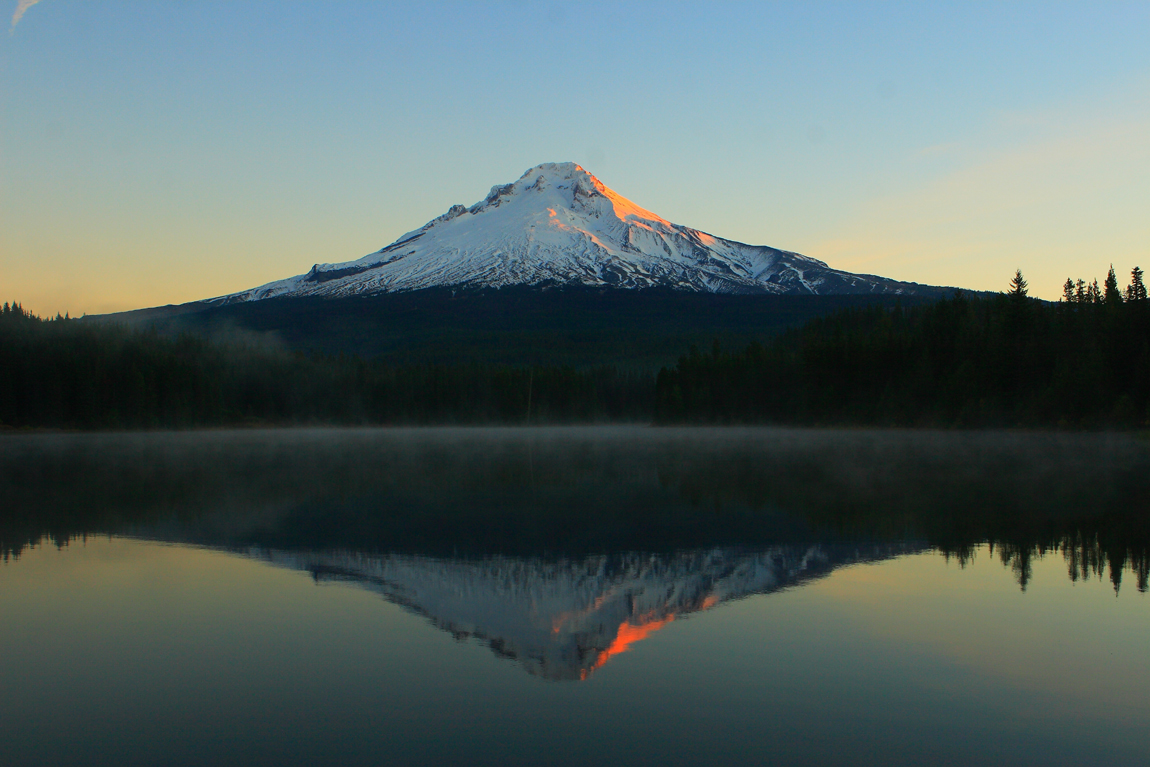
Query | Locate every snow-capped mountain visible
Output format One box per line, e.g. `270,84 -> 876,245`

218,162 -> 939,301
249,544 -> 923,681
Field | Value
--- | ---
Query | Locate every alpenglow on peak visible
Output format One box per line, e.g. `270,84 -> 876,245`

217,162 -> 939,302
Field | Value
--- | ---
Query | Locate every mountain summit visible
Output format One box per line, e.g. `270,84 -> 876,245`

219,162 -> 937,302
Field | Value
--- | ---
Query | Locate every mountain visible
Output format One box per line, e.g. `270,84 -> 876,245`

92,163 -> 960,365
216,162 -> 944,302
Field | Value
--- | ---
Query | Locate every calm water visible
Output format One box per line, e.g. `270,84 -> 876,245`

2,427 -> 1147,766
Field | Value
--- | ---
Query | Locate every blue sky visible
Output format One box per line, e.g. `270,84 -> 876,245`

2,1 -> 1147,314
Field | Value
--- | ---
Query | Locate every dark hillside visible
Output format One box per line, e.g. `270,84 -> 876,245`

93,286 -> 944,368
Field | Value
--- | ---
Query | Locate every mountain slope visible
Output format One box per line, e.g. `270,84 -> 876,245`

218,162 -> 943,302
113,287 -> 938,367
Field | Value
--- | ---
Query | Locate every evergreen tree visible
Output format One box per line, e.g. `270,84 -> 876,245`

1075,279 -> 1087,304
1009,270 -> 1028,297
1088,279 -> 1102,303
1104,265 -> 1122,304
1127,266 -> 1147,302
1062,279 -> 1076,303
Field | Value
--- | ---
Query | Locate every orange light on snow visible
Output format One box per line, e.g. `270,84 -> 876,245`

581,615 -> 676,679
564,590 -> 723,679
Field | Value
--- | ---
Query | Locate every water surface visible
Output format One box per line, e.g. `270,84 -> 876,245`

2,427 -> 1147,765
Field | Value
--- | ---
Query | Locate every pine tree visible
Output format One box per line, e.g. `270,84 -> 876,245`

1104,265 -> 1122,304
1127,266 -> 1146,301
1009,270 -> 1028,297
1063,278 -> 1076,303
1075,279 -> 1086,304
1088,279 -> 1102,304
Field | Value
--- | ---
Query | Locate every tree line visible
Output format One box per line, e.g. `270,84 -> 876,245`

3,422 -> 1145,592
4,265 -> 1150,429
0,302 -> 651,429
656,267 -> 1150,427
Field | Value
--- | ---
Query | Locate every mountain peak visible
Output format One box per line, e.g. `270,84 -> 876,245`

218,163 -> 944,303
520,162 -> 669,224
517,160 -> 589,182
511,161 -> 600,193
451,162 -> 667,229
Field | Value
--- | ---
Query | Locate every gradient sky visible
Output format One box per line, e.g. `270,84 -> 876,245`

2,1 -> 1147,315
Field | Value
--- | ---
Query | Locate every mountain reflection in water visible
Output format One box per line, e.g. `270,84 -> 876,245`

250,544 -> 921,680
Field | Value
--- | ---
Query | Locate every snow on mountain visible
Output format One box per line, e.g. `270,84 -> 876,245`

250,544 -> 924,681
217,162 -> 936,302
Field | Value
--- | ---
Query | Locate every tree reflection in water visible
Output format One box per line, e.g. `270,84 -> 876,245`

2,428 -> 1146,594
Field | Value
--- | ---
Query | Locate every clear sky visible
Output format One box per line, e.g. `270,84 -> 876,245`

2,1 -> 1147,316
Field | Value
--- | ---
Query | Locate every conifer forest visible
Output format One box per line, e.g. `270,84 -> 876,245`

3,267 -> 1148,429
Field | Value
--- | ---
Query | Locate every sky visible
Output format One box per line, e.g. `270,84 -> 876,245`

1,1 -> 1147,316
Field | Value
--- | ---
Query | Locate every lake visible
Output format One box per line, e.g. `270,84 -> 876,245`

1,427 -> 1147,766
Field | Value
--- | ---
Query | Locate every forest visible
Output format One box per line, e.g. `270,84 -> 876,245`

0,303 -> 648,428
2,425 -> 1146,591
101,285 -> 934,367
2,267 -> 1148,429
656,267 -> 1150,428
